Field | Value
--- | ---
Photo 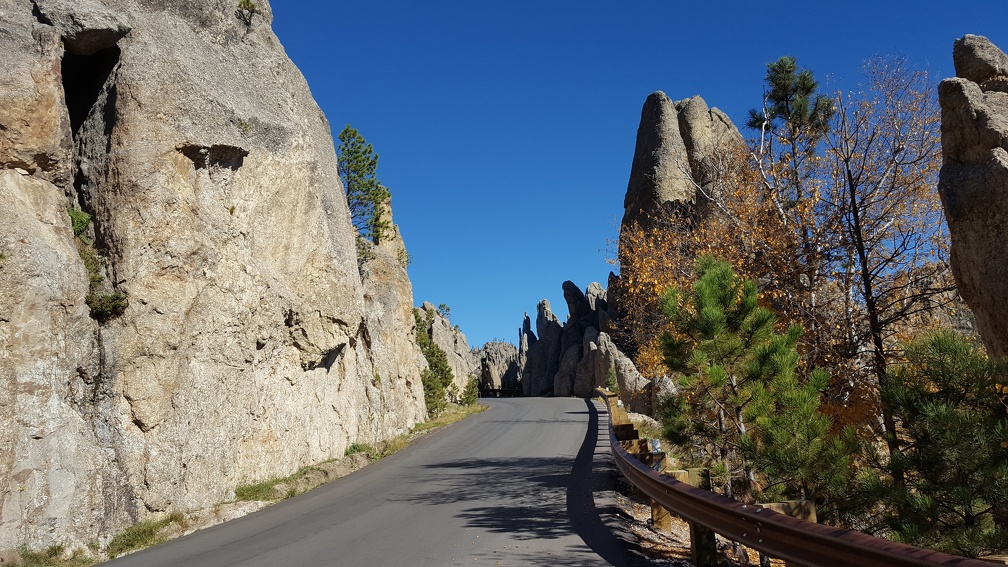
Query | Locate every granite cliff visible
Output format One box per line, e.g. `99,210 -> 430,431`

0,0 -> 425,551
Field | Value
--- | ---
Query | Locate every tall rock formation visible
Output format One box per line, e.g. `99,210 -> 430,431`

517,282 -> 652,413
0,0 -> 425,552
611,93 -> 744,357
938,35 -> 1008,358
521,300 -> 562,396
621,92 -> 743,230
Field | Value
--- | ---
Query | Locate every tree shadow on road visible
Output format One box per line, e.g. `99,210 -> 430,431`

394,400 -> 649,565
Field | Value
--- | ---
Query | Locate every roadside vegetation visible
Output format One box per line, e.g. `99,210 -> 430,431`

67,207 -> 128,322
612,54 -> 1005,557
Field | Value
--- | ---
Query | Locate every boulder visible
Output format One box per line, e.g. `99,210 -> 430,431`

938,35 -> 1008,358
0,1 -> 73,185
33,0 -> 131,56
953,34 -> 1008,87
553,343 -> 583,398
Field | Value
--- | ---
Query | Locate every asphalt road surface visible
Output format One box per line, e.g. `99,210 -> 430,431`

105,397 -> 647,566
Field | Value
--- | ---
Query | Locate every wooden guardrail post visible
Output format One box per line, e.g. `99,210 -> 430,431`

667,467 -> 717,567
644,441 -> 671,532
760,501 -> 816,567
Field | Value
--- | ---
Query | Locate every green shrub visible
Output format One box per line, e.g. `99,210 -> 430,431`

105,514 -> 185,558
460,375 -> 479,406
236,0 -> 259,25
67,207 -> 91,239
606,368 -> 618,394
344,443 -> 372,457
874,330 -> 1008,557
234,477 -> 282,501
19,544 -> 94,567
414,308 -> 455,417
77,242 -> 128,321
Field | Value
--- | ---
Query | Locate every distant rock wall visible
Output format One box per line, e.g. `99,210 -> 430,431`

938,34 -> 1008,358
517,282 -> 651,413
477,341 -> 520,390
416,302 -> 479,393
0,0 -> 425,551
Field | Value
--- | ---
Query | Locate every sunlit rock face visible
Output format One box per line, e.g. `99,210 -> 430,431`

939,34 -> 1008,358
0,0 -> 425,551
621,92 -> 743,231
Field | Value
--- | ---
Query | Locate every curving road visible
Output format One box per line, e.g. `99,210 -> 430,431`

106,397 -> 649,566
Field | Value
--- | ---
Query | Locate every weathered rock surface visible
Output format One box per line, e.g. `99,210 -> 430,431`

519,282 -> 651,413
0,169 -> 127,551
0,1 -> 73,185
521,300 -> 562,396
417,302 -> 479,393
1,0 -> 425,552
621,92 -> 742,231
939,35 -> 1008,358
478,341 -> 520,390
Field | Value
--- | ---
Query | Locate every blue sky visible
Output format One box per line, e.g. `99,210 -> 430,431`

271,1 -> 1007,348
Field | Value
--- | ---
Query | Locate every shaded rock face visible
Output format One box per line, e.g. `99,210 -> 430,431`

521,300 -> 562,396
0,0 -> 425,551
478,341 -> 520,390
417,302 -> 479,392
518,282 -> 651,413
938,35 -> 1008,358
621,92 -> 742,231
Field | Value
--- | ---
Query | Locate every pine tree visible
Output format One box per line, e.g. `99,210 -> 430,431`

875,331 -> 1008,557
414,308 -> 456,417
337,125 -> 392,245
657,256 -> 844,501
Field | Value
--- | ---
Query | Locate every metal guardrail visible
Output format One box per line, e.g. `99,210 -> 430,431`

594,388 -> 995,567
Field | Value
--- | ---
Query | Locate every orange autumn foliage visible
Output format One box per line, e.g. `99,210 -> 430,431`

610,57 -> 963,436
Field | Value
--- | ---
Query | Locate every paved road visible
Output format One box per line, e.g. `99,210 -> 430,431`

106,397 -> 646,566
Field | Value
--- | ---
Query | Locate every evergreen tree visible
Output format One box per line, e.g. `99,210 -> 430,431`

414,308 -> 456,417
460,376 -> 480,406
658,256 -> 844,501
874,331 -> 1008,557
337,125 -> 392,245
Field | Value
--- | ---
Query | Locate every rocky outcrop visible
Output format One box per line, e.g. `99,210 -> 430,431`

521,300 -> 562,396
518,282 -> 652,413
1,0 -> 425,552
621,92 -> 743,231
417,302 -> 479,392
478,341 -> 520,390
938,35 -> 1008,358
610,92 -> 744,358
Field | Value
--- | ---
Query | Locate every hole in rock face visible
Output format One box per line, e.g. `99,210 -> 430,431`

61,46 -> 120,137
178,144 -> 249,171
